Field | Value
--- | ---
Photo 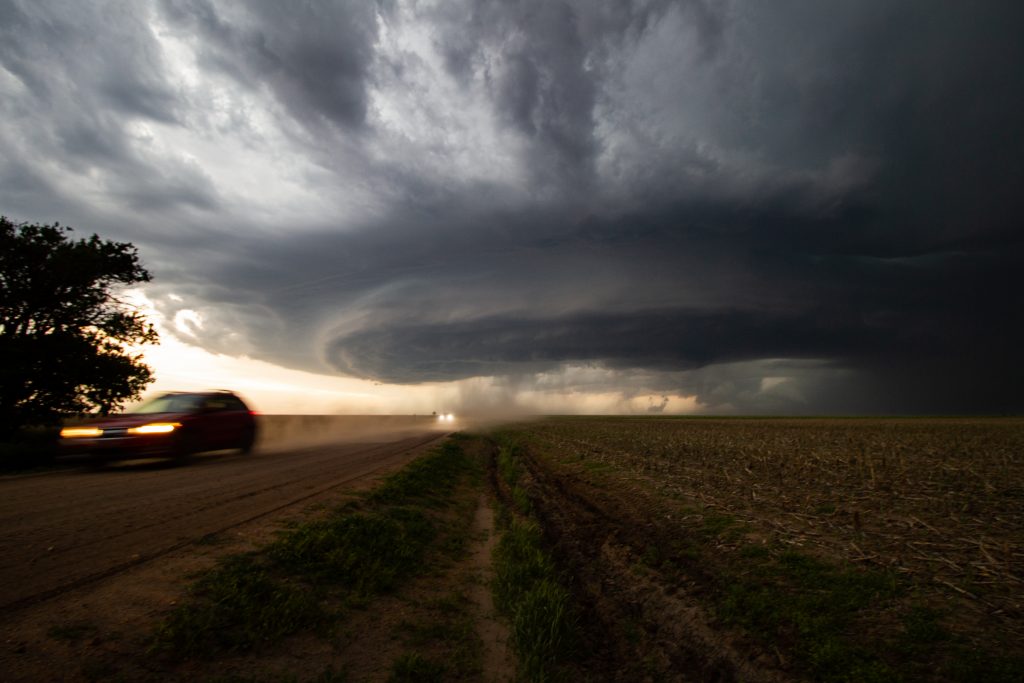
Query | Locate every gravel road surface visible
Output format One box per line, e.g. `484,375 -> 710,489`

0,429 -> 443,613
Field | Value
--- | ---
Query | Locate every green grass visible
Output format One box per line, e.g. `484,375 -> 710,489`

491,433 -> 578,681
716,547 -> 1024,682
388,652 -> 446,682
492,519 -> 576,682
154,555 -> 325,657
497,439 -> 521,486
718,550 -> 902,682
891,605 -> 1024,683
897,605 -> 949,654
494,523 -> 575,681
700,510 -> 741,539
268,507 -> 434,595
153,439 -> 476,659
370,439 -> 469,505
949,650 -> 1024,683
495,436 -> 532,516
396,591 -> 481,678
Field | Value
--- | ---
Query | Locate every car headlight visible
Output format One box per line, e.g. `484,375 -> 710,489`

127,422 -> 181,435
60,427 -> 103,438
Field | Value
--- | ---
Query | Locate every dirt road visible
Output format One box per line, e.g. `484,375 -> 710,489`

0,429 -> 443,613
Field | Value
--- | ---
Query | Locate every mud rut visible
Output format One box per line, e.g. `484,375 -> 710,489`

504,446 -> 789,683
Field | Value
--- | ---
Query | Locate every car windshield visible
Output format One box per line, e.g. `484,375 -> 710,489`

130,394 -> 205,414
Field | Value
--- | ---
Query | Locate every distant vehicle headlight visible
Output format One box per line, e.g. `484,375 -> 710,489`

126,422 -> 181,435
60,427 -> 103,438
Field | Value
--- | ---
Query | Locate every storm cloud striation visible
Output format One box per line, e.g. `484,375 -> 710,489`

1,0 -> 1022,413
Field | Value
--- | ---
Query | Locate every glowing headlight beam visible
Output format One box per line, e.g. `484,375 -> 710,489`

60,427 -> 103,438
127,422 -> 181,435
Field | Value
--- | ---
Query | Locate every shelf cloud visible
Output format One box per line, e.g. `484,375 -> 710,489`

2,0 -> 1022,413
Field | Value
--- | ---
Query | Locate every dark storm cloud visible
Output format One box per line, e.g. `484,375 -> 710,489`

258,196 -> 1020,412
749,2 -> 1024,255
0,1 -> 178,124
0,1 -> 220,222
432,2 -> 602,188
429,0 -> 726,190
2,0 -> 1023,413
159,0 -> 379,131
153,165 -> 1020,413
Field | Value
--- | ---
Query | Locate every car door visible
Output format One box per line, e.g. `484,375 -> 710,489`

206,396 -> 251,449
186,398 -> 226,451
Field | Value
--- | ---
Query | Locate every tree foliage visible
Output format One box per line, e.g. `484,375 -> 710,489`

0,217 -> 158,436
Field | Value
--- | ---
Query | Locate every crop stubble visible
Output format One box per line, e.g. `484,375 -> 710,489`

508,417 -> 1024,678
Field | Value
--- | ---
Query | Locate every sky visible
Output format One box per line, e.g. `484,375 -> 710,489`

1,0 -> 1022,415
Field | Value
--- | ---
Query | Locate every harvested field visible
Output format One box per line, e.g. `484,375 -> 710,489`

486,417 -> 1024,682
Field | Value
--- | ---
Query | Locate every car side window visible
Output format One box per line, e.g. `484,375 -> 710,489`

225,397 -> 247,411
204,399 -> 229,412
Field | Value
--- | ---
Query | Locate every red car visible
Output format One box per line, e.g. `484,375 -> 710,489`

59,391 -> 258,466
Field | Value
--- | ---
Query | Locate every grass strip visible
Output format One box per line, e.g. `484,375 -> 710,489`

267,506 -> 434,594
396,591 -> 482,678
492,436 -> 576,681
153,439 -> 473,658
493,519 -> 576,682
371,439 -> 469,505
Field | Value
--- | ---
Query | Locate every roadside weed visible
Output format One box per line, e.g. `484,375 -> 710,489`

154,555 -> 324,657
153,439 -> 475,659
268,507 -> 434,595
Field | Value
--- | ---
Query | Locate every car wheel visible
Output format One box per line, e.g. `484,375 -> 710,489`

239,430 -> 256,454
173,431 -> 198,464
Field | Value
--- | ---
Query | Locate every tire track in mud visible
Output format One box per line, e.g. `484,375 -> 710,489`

511,442 -> 788,683
0,432 -> 444,613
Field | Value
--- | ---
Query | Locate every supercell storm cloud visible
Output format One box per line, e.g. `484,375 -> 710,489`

1,0 -> 1022,413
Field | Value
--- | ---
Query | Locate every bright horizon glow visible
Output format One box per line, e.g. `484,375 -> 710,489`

126,290 -> 701,416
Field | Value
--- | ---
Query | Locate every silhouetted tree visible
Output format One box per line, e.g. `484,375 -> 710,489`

0,217 -> 158,437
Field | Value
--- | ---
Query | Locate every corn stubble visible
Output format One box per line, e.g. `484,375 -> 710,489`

515,417 -> 1024,681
